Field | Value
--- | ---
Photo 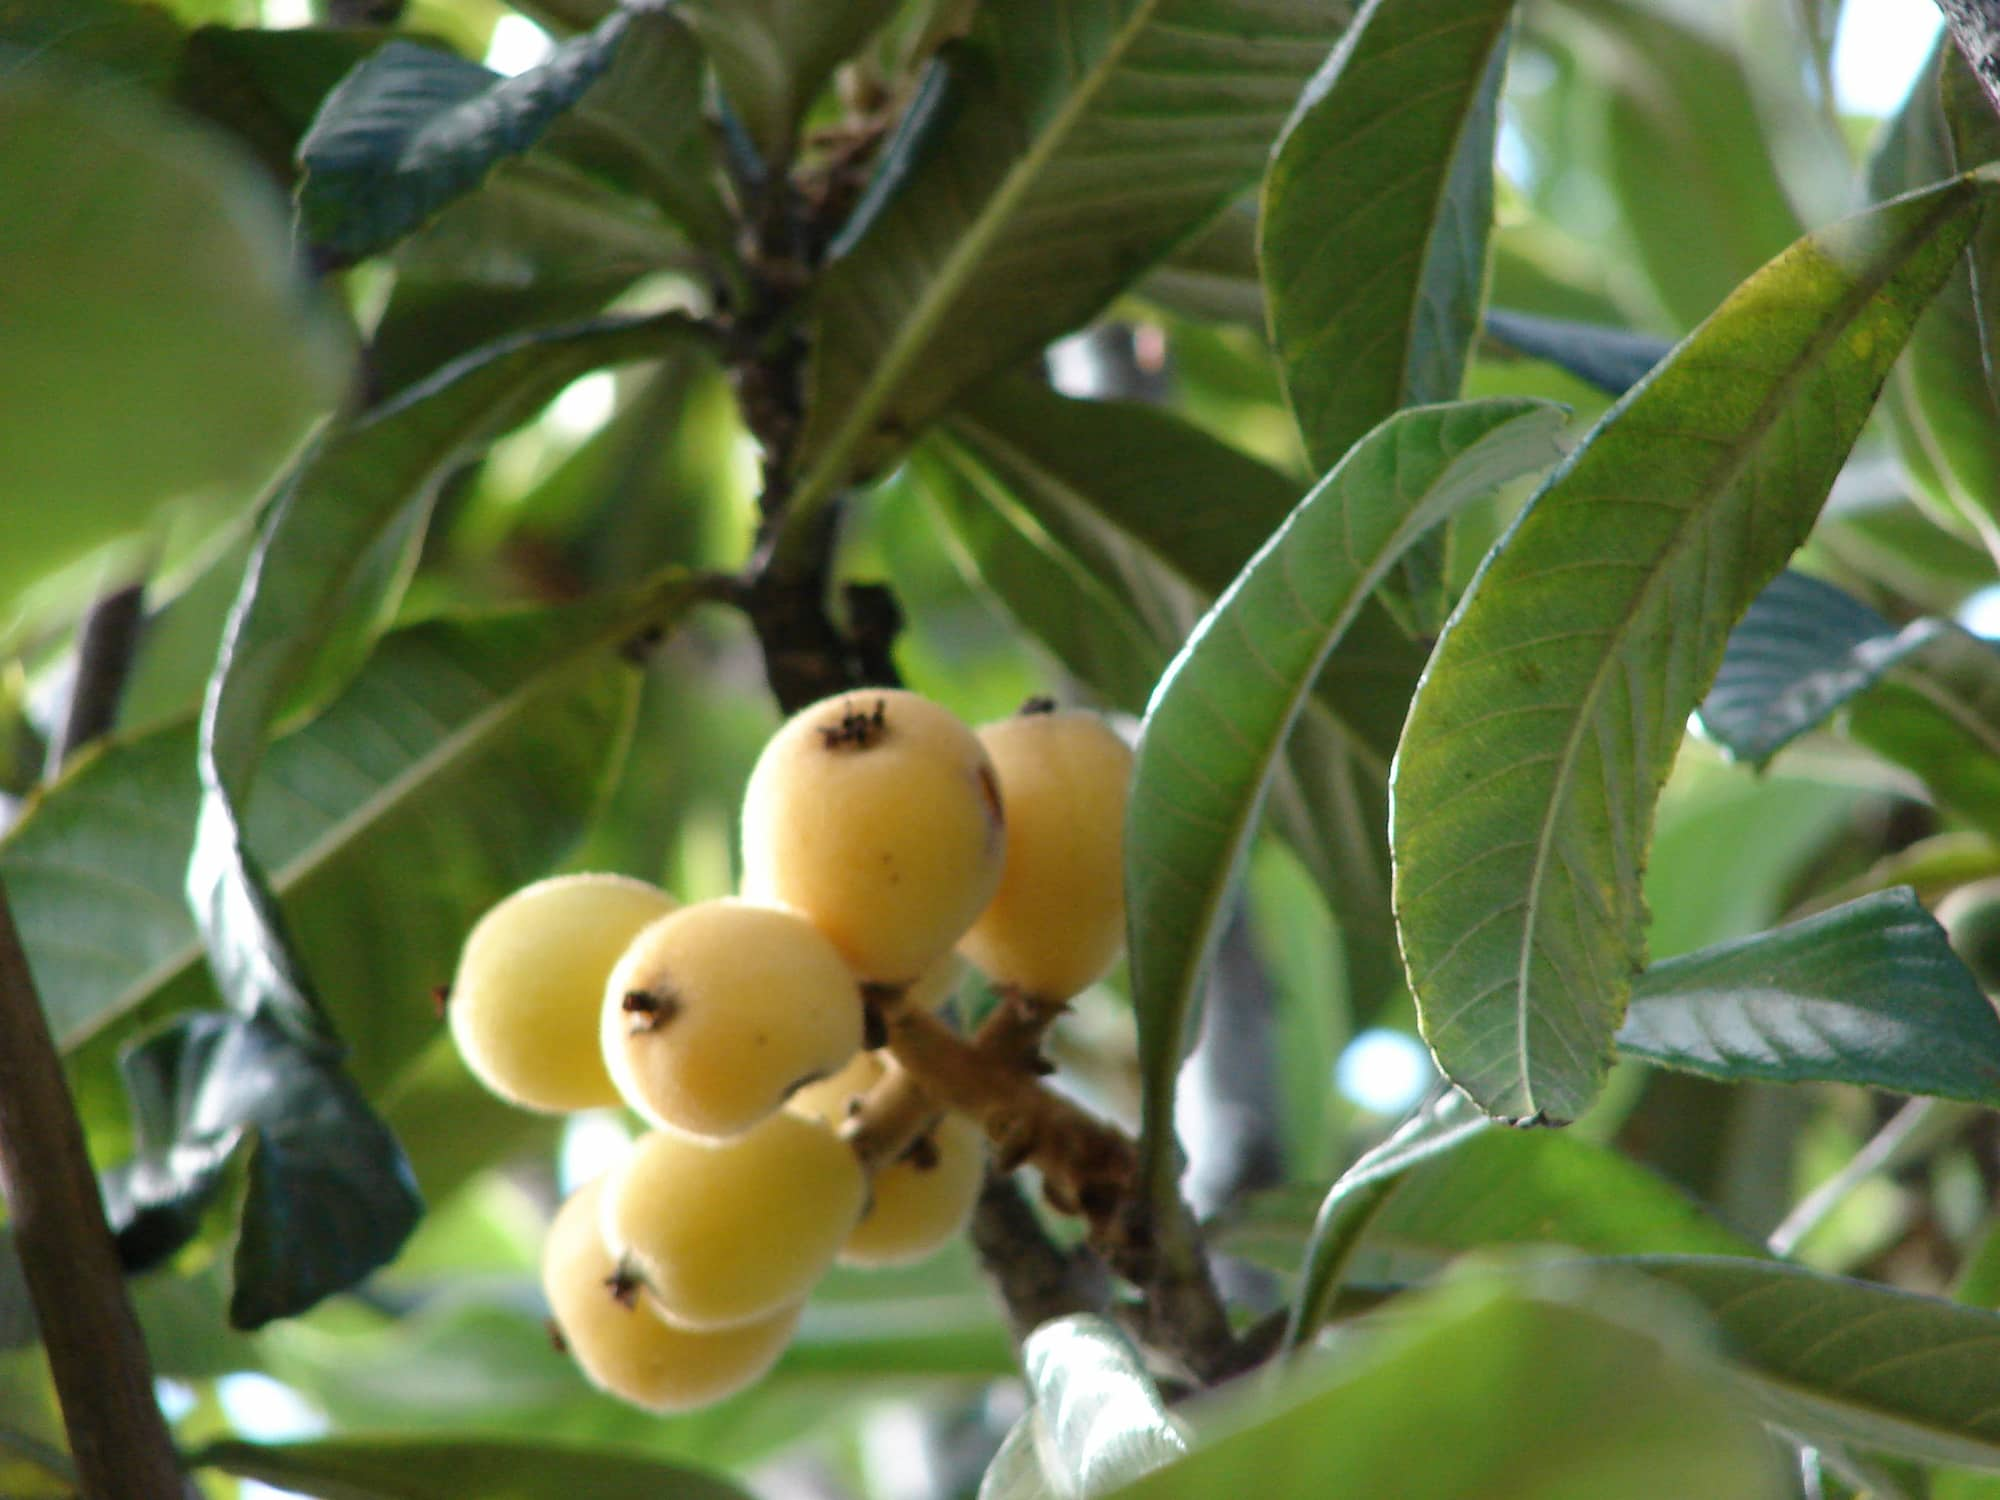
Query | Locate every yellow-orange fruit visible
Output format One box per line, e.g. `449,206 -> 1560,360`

900,952 -> 964,1014
543,1177 -> 798,1412
599,1113 -> 864,1329
740,689 -> 1005,982
958,708 -> 1133,1000
602,899 -> 863,1138
788,1053 -> 987,1268
449,874 -> 678,1112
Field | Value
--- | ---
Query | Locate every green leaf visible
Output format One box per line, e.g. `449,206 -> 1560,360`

980,1413 -> 1055,1500
787,0 -> 1352,536
1544,0 -> 1802,330
680,0 -> 899,168
0,61 -> 348,629
1261,0 -> 1513,628
1483,309 -> 1669,398
197,1437 -> 754,1500
1105,1271 -> 1787,1499
173,24 -> 391,186
1869,40 -> 2000,549
1138,198 -> 1262,325
1262,0 -> 1511,450
949,376 -> 1429,764
931,380 -> 1426,1013
296,11 -> 631,264
1021,1316 -> 1187,1498
1847,627 -> 2000,844
190,313 -> 686,1040
1696,569 -> 2000,839
1129,400 -> 1563,1195
1696,570 -> 1923,766
537,4 -> 734,254
1391,178 -> 1989,1125
1618,1256 -> 2000,1469
1619,889 -> 2000,1104
4,596 -> 665,1072
1943,42 -> 2000,417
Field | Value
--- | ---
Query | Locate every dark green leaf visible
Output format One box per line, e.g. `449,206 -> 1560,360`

680,0 -> 899,167
1696,570 -> 1920,766
1129,401 -> 1561,1197
1619,1256 -> 2000,1468
1621,889 -> 2000,1104
1392,178 -> 1988,1124
1943,42 -> 2000,416
1106,1271 -> 1786,1499
1544,0 -> 1802,330
1262,0 -> 1513,629
101,1011 -> 423,1328
1483,309 -> 1670,397
198,1437 -> 754,1500
1021,1316 -> 1186,1498
788,0 -> 1352,528
1696,569 -> 2000,839
296,10 -> 630,262
1138,199 -> 1262,325
0,61 -> 347,628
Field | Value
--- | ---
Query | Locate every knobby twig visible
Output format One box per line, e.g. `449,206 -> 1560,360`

0,880 -> 183,1498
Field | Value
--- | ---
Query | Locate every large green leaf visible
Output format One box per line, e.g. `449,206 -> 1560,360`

1105,1271 -> 1786,1499
1618,890 -> 2000,1104
786,0 -> 1352,538
1544,0 -> 1801,330
1391,178 -> 1988,1124
296,11 -> 630,263
0,61 -> 347,631
5,596 -> 668,1074
1261,0 -> 1513,507
1127,401 -> 1562,1199
197,1437 -> 753,1500
680,0 -> 899,168
1846,630 -> 2000,844
1621,1256 -> 2000,1469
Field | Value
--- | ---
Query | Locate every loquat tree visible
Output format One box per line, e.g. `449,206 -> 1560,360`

9,0 -> 2000,1497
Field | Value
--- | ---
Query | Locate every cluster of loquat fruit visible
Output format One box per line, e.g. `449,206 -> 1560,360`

444,688 -> 1133,1413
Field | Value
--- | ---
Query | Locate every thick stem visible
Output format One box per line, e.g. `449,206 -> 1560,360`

0,881 -> 182,1498
1938,0 -> 2000,120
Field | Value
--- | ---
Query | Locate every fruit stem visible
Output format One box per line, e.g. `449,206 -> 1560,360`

0,879 -> 185,1498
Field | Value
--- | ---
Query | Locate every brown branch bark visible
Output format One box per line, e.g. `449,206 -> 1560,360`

46,581 -> 145,779
0,880 -> 182,1498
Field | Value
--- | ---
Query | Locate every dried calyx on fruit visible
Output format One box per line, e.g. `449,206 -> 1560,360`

601,898 -> 864,1138
740,689 -> 1006,982
543,1177 -> 799,1412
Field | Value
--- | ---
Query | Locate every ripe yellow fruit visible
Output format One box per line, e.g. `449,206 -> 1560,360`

602,899 -> 864,1138
958,708 -> 1133,1000
788,1053 -> 987,1268
600,1113 -> 865,1329
740,689 -> 1005,982
449,874 -> 678,1112
543,1177 -> 799,1412
901,952 -> 965,1015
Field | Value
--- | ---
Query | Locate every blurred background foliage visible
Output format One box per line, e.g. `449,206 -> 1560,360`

3,0 -> 1998,1496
